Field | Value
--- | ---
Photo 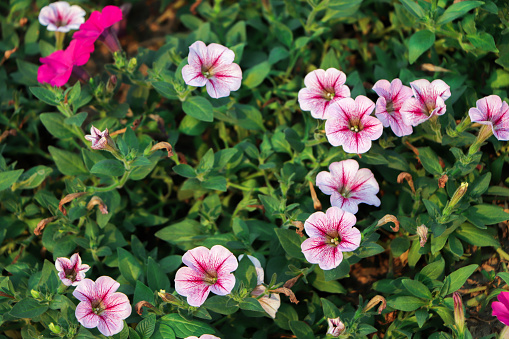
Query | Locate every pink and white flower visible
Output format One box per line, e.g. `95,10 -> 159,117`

316,159 -> 380,214
73,6 -> 123,52
492,291 -> 509,326
372,78 -> 414,137
55,253 -> 90,286
175,245 -> 238,307
325,96 -> 383,154
468,95 -> 509,141
38,1 -> 86,33
37,39 -> 93,87
400,79 -> 451,126
182,41 -> 242,99
301,207 -> 361,270
298,68 -> 350,120
185,335 -> 221,339
73,276 -> 131,337
327,317 -> 346,337
85,126 -> 117,152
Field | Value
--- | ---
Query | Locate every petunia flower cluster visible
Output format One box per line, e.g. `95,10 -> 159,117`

38,4 -> 123,87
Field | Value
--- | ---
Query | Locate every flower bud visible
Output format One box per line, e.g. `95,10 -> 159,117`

30,289 -> 40,299
127,57 -> 137,73
158,290 -> 178,303
49,323 -> 62,334
85,126 -> 119,154
453,292 -> 465,335
327,317 -> 346,337
416,225 -> 428,247
106,75 -> 117,94
442,182 -> 468,219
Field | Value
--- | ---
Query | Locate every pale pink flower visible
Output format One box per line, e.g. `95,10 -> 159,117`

372,78 -> 414,137
182,41 -> 242,99
73,6 -> 123,52
316,159 -> 380,214
492,291 -> 509,326
85,126 -> 117,152
301,207 -> 361,270
327,317 -> 346,337
37,39 -> 93,87
38,1 -> 86,33
298,68 -> 350,120
175,245 -> 238,307
400,79 -> 451,126
185,335 -> 221,339
325,96 -> 383,154
55,253 -> 90,286
469,95 -> 509,140
73,276 -> 131,337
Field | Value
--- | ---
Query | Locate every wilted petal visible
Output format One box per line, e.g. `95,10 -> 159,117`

239,254 -> 264,285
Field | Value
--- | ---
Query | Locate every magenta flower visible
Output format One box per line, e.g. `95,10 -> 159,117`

85,126 -> 118,152
298,68 -> 350,120
38,1 -> 86,33
492,291 -> 509,326
301,207 -> 361,270
325,96 -> 383,154
400,79 -> 451,126
182,41 -> 242,99
372,78 -> 414,137
55,253 -> 90,286
73,6 -> 123,52
469,95 -> 509,141
185,335 -> 221,339
316,159 -> 380,214
327,317 -> 346,337
37,39 -> 93,87
175,245 -> 238,307
73,276 -> 131,336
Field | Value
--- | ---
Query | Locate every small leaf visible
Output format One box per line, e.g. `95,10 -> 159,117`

173,164 -> 196,178
182,96 -> 214,122
10,298 -> 49,318
91,159 -> 125,177
402,279 -> 432,299
274,228 -> 305,260
437,1 -> 485,26
467,32 -> 498,52
400,0 -> 426,18
444,264 -> 478,294
387,296 -> 427,311
30,87 -> 60,105
408,30 -> 436,64
0,169 -> 24,191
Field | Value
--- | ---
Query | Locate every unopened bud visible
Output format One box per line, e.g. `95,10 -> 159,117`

416,224 -> 428,247
327,317 -> 346,337
106,75 -> 117,94
442,182 -> 468,219
453,292 -> 465,335
30,289 -> 40,299
363,295 -> 387,314
49,323 -> 62,334
158,290 -> 178,303
127,57 -> 137,73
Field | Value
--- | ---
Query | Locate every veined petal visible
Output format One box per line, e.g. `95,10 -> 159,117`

334,97 -> 357,120
329,159 -> 359,190
182,247 -> 211,274
331,195 -> 359,214
182,65 -> 208,87
355,95 -> 375,117
258,293 -> 281,318
325,117 -> 351,147
349,168 -> 381,207
392,79 -> 413,106
96,314 -> 124,337
401,97 -> 429,126
103,292 -> 132,320
209,245 -> 238,273
73,279 -> 96,302
375,97 -> 390,127
430,79 -> 451,101
316,171 -> 338,195
303,69 -> 327,91
342,131 -> 371,154
324,68 -> 347,90
304,211 -> 331,238
387,111 -> 413,137
175,267 -> 210,307
55,257 -> 72,272
326,206 -> 356,231
187,41 -> 208,69
95,276 -> 120,300
298,88 -> 333,120
210,272 -> 235,295
206,64 -> 242,99
301,238 -> 343,270
472,95 -> 503,122
360,116 -> 383,139
409,79 -> 431,102
337,226 -> 361,252
76,300 -> 99,328
372,79 -> 392,99
207,43 -> 235,67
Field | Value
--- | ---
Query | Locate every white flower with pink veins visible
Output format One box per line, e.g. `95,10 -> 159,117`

39,1 -> 86,33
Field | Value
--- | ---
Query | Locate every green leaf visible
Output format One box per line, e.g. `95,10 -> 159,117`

239,297 -> 266,312
463,204 -> 509,228
160,314 -> 215,337
401,279 -> 432,299
152,82 -> 178,100
179,114 -> 209,136
437,1 -> 485,26
419,257 -> 445,280
29,87 -> 60,105
284,128 -> 305,152
321,298 -> 341,318
64,112 -> 88,127
0,169 -> 23,191
182,96 -> 214,122
272,22 -> 293,48
173,164 -> 196,178
408,30 -> 436,64
129,328 -> 142,339
10,298 -> 49,318
243,61 -> 271,89
467,32 -> 498,52
268,47 -> 289,64
400,0 -> 426,18
387,296 -> 427,311
444,264 -> 478,294
111,321 -> 129,339
136,314 -> 156,339
147,257 -> 171,291
40,113 -> 75,139
117,247 -> 143,286
91,159 -> 125,177
274,303 -> 298,330
12,165 -> 52,190
391,237 -> 410,257
202,176 -> 227,191
152,324 -> 176,339
196,148 -> 214,174
416,309 -> 429,328
48,146 -> 88,176
418,147 -> 442,175
455,222 -> 500,247
323,258 -> 350,281
66,81 -> 81,105
274,228 -> 305,260
289,321 -> 314,339
203,296 -> 239,315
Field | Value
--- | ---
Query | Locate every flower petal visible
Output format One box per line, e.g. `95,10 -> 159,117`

95,276 -> 120,300
76,300 -> 99,328
355,95 -> 375,117
55,257 -> 72,272
372,79 -> 392,99
304,211 -> 331,238
99,6 -> 123,28
187,41 -> 208,69
103,292 -> 131,320
182,65 -> 208,87
400,97 -> 429,126
493,301 -> 509,326
324,117 -> 351,147
96,314 -> 124,337
73,278 -> 96,302
301,237 -> 343,270
207,43 -> 235,67
209,245 -> 238,273
182,246 -> 210,274
349,168 -> 381,207
210,272 -> 236,296
326,206 -> 357,232
298,88 -> 332,120
337,226 -> 361,252
174,267 -> 211,307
